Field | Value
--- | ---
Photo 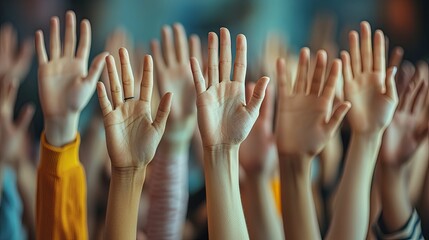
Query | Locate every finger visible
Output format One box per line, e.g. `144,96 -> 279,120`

260,83 -> 274,121
411,79 -> 427,114
140,55 -> 153,102
208,32 -> 219,86
85,52 -> 108,83
153,92 -> 173,132
276,57 -> 292,96
373,30 -> 385,72
219,28 -> 232,82
189,34 -> 203,67
96,82 -> 113,117
173,23 -> 189,63
0,24 -> 13,57
118,48 -> 135,100
15,39 -> 34,77
63,11 -> 76,57
190,57 -> 206,95
245,82 -> 255,105
76,19 -> 91,60
35,30 -> 48,64
161,26 -> 176,66
385,66 -> 398,101
326,102 -> 351,131
310,50 -> 327,96
322,59 -> 342,100
233,34 -> 247,83
388,46 -> 404,68
360,21 -> 373,72
106,55 -> 123,108
49,16 -> 61,59
151,40 -> 166,75
295,48 -> 310,94
341,51 -> 353,83
246,77 -> 270,115
16,104 -> 35,130
349,31 -> 361,76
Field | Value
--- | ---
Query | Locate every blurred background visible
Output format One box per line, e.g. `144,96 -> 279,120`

0,0 -> 428,139
1,0 -> 428,239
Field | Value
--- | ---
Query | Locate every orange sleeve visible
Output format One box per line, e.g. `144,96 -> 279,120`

271,175 -> 281,215
36,133 -> 88,240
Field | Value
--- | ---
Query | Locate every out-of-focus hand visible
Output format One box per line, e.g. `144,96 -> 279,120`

35,11 -> 107,146
190,28 -> 270,149
341,22 -> 398,134
240,84 -> 277,177
276,49 -> 350,159
0,79 -> 34,163
379,65 -> 428,167
97,48 -> 172,169
151,24 -> 196,146
0,24 -> 33,83
102,28 -> 144,98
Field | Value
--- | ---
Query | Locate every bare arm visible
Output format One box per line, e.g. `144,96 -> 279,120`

190,28 -> 269,239
327,22 -> 398,240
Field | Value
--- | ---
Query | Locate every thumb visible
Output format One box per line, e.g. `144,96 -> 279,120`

326,101 -> 351,132
85,52 -> 109,83
246,77 -> 270,115
153,92 -> 173,132
17,104 -> 35,130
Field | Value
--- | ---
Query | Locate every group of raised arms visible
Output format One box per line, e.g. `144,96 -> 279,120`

1,10 -> 429,240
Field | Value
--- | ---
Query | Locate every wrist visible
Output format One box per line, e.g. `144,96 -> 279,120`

44,113 -> 79,147
111,165 -> 147,186
278,154 -> 312,178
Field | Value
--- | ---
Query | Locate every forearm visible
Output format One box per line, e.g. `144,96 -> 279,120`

204,145 -> 249,240
279,155 -> 321,240
105,168 -> 146,240
379,166 -> 412,232
327,132 -> 383,240
241,175 -> 284,240
147,141 -> 189,239
37,133 -> 88,240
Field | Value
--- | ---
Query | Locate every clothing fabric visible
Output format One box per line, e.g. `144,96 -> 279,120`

36,133 -> 87,240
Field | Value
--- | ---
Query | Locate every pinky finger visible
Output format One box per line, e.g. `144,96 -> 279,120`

326,101 -> 351,132
97,82 -> 113,117
153,92 -> 173,132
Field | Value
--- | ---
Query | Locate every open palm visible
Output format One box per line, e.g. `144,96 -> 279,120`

341,22 -> 398,133
276,49 -> 350,157
151,24 -> 196,141
190,28 -> 269,148
380,70 -> 429,166
97,49 -> 172,168
35,12 -> 107,118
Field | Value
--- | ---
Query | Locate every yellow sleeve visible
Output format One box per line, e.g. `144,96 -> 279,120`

271,175 -> 281,215
36,133 -> 88,240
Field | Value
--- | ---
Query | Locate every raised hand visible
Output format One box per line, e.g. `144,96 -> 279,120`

240,83 -> 277,177
341,22 -> 398,134
190,28 -> 269,240
326,22 -> 398,240
191,28 -> 270,149
276,49 -> 350,159
102,28 -> 144,98
0,80 -> 34,163
0,24 -> 33,83
97,49 -> 172,169
35,11 -> 107,146
380,63 -> 429,166
151,23 -> 196,146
